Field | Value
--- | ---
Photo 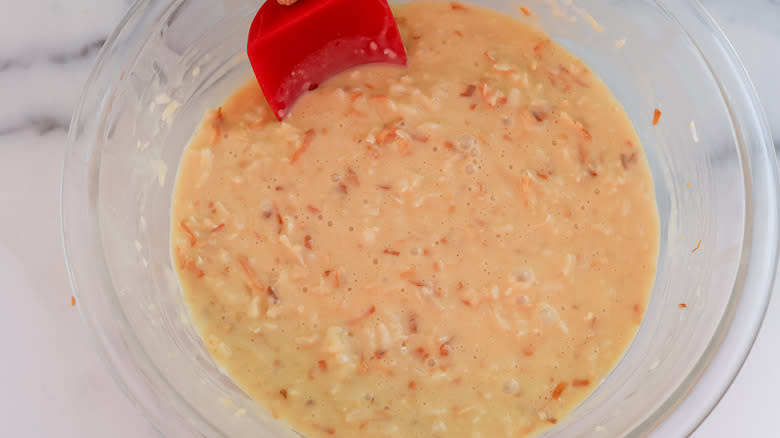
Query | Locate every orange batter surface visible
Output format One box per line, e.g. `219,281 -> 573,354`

172,2 -> 659,437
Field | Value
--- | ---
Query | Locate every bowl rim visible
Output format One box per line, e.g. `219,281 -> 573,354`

61,0 -> 779,437
632,1 -> 780,435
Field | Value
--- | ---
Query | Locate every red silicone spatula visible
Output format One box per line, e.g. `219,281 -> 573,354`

247,0 -> 408,120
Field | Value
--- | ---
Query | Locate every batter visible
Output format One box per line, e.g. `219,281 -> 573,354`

171,2 -> 659,437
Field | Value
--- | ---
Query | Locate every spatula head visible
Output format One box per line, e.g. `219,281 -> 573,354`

248,0 -> 408,120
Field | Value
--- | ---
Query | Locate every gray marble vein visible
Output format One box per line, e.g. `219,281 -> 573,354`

0,38 -> 105,72
0,116 -> 70,136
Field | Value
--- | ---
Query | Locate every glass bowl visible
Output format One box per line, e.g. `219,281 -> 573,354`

61,0 -> 778,436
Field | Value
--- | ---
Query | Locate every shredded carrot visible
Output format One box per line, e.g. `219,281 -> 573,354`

414,346 -> 430,360
408,380 -> 417,390
304,235 -> 313,249
621,153 -> 637,169
678,303 -> 688,309
408,313 -> 419,334
533,40 -> 550,58
546,71 -> 571,93
332,271 -> 340,288
400,266 -> 424,287
180,220 -> 197,247
267,286 -> 280,303
290,129 -> 316,164
185,260 -> 205,278
384,248 -> 400,256
560,66 -> 590,88
375,121 -> 401,145
70,296 -> 76,307
324,270 -> 340,289
439,338 -> 453,357
237,254 -> 265,293
522,344 -> 535,357
531,110 -> 546,122
536,167 -> 553,180
572,379 -> 590,387
318,360 -> 328,371
348,305 -> 376,325
652,108 -> 662,126
349,90 -> 364,103
692,240 -> 702,253
210,223 -> 225,233
575,122 -> 592,141
577,143 -> 588,165
450,2 -> 468,10
345,167 -> 360,187
211,107 -> 224,144
520,6 -> 532,16
460,84 -> 477,97
551,382 -> 568,400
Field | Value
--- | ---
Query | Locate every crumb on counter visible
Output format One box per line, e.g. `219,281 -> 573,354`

652,108 -> 662,126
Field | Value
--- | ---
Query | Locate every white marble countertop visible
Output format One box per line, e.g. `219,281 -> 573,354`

1,1 -> 777,437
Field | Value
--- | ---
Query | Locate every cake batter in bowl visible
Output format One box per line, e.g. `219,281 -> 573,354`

61,0 -> 778,437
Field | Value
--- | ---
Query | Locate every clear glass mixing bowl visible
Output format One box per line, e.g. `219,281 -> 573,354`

61,0 -> 778,436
